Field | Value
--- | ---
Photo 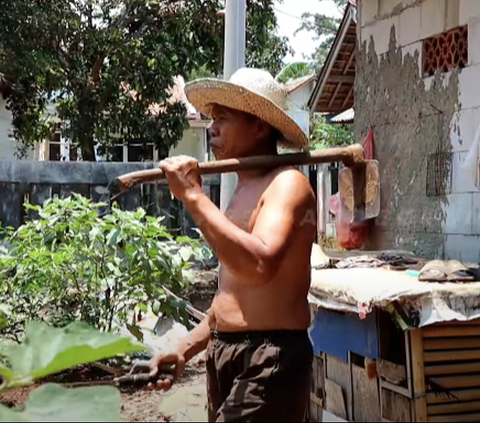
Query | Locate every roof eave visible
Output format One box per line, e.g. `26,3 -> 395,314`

307,3 -> 356,112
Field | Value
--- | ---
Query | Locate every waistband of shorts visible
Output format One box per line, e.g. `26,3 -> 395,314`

210,329 -> 309,344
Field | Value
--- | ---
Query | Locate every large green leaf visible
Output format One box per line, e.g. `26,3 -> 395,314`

0,384 -> 120,422
1,321 -> 145,387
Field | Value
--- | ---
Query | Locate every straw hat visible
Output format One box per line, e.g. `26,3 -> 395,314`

184,67 -> 308,150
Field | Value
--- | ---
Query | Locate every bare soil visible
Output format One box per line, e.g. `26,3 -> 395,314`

184,268 -> 218,311
0,364 -> 208,422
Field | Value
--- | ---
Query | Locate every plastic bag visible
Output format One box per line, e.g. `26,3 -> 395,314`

330,193 -> 368,250
330,128 -> 375,250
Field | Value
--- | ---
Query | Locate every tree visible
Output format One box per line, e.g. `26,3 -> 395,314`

245,0 -> 293,76
187,0 -> 292,81
0,0 -> 291,161
309,113 -> 353,150
295,0 -> 348,70
275,61 -> 314,84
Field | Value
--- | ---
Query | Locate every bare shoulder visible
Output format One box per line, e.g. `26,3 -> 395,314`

268,167 -> 314,195
264,167 -> 316,208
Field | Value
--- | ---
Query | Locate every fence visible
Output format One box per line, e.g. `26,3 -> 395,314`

0,160 -> 220,237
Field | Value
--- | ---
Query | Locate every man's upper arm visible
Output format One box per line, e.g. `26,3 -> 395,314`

251,169 -> 316,264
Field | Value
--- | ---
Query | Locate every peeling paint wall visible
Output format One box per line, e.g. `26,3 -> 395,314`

356,0 -> 480,261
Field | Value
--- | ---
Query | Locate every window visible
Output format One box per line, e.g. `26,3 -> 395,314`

97,141 -> 157,162
46,126 -> 79,161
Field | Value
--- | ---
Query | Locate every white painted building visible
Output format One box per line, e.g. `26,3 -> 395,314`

0,96 -> 38,160
0,75 -> 210,163
285,74 -> 316,112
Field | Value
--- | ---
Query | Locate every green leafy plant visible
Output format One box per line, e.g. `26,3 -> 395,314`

0,320 -> 146,421
0,194 -> 212,340
309,113 -> 354,150
295,0 -> 348,71
275,61 -> 314,84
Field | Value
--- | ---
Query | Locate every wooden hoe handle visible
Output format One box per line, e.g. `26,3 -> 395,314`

116,143 -> 365,191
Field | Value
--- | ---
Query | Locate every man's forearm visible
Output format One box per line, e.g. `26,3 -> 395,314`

177,314 -> 211,362
183,191 -> 271,283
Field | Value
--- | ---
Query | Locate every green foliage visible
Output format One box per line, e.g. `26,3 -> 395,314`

309,113 -> 354,150
295,0 -> 348,70
0,384 -> 121,422
0,0 -> 291,160
186,64 -> 217,82
0,194 -> 211,340
275,61 -> 314,84
0,321 -> 148,421
0,321 -> 145,390
245,0 -> 293,76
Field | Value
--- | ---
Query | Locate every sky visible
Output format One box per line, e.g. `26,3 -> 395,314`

274,0 -> 342,63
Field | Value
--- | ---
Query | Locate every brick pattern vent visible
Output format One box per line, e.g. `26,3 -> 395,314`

423,26 -> 468,77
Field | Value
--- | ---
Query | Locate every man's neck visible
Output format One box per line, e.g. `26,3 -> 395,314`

236,144 -> 278,181
237,168 -> 274,181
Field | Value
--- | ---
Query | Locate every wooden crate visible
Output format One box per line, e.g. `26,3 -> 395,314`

309,354 -> 325,422
411,319 -> 480,422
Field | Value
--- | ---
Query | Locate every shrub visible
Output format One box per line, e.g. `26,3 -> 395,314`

0,194 -> 212,340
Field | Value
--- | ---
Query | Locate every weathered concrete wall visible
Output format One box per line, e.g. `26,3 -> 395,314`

356,0 -> 480,261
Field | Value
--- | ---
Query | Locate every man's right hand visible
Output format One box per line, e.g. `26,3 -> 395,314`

148,350 -> 186,391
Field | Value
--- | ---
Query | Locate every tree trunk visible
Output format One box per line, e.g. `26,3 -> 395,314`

81,136 -> 96,161
77,95 -> 97,161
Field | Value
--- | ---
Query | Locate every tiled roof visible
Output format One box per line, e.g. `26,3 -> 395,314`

120,75 -> 202,121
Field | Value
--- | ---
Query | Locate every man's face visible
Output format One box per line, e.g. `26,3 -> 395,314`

208,104 -> 271,160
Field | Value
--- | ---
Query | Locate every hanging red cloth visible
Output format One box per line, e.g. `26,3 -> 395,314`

363,127 -> 375,160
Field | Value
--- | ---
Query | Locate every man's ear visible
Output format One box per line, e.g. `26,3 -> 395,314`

255,118 -> 272,140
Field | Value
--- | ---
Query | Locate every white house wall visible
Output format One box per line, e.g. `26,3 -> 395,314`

287,82 -> 314,111
356,0 -> 480,261
169,126 -> 207,163
0,99 -> 36,160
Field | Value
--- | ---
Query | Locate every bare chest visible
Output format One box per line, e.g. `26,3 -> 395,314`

224,183 -> 268,232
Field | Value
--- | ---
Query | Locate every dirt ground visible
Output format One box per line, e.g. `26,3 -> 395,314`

0,364 -> 209,422
120,365 -> 209,422
0,268 -> 217,422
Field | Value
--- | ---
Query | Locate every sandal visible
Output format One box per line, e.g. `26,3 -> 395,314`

446,260 -> 476,282
418,260 -> 448,282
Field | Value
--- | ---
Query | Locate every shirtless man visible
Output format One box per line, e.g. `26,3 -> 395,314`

148,68 -> 317,422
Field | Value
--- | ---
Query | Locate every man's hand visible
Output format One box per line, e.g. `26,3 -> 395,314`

159,155 -> 203,202
148,350 -> 186,391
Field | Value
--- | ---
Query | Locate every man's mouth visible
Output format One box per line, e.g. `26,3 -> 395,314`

210,140 -> 221,150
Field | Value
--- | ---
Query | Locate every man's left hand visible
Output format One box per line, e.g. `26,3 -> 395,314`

159,155 -> 203,202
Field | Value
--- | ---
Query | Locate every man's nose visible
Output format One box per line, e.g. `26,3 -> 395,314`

208,123 -> 219,138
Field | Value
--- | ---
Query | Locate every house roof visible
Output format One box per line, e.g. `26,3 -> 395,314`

330,107 -> 354,124
121,75 -> 205,122
308,0 -> 357,115
148,75 -> 202,121
283,74 -> 315,94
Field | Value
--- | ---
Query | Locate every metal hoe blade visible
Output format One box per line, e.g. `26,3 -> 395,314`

59,360 -> 175,388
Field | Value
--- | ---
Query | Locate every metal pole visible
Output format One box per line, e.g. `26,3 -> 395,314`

317,164 -> 331,240
220,0 -> 246,212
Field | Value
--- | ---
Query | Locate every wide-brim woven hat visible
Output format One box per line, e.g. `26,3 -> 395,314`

184,68 -> 308,150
